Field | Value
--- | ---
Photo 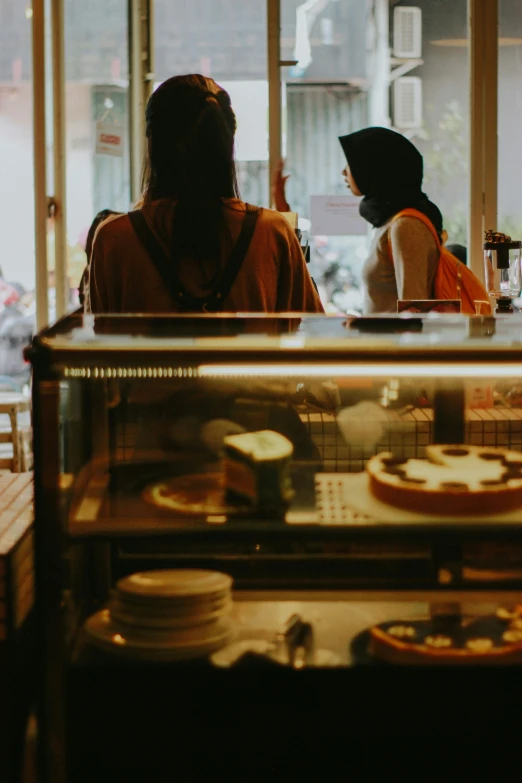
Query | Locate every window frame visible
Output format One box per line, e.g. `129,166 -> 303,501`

34,0 -> 500,325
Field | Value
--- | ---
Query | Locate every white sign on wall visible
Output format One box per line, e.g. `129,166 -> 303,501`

95,123 -> 124,157
310,195 -> 367,236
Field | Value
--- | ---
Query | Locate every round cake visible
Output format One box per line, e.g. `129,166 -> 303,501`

366,444 -> 522,515
368,612 -> 522,665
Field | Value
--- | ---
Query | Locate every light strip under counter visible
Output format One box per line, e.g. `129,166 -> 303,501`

197,362 -> 522,379
62,361 -> 522,380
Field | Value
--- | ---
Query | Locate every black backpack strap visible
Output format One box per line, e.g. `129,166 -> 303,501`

127,210 -> 184,305
203,205 -> 259,311
128,206 -> 260,312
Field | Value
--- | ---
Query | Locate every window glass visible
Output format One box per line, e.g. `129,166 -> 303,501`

0,1 -> 34,387
0,2 -> 34,293
281,0 -> 469,312
498,1 -> 522,239
154,0 -> 269,206
64,0 -> 130,308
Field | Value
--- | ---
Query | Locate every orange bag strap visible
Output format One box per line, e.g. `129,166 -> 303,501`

387,208 -> 442,262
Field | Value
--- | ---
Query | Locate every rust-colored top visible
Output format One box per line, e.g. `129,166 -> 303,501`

89,198 -> 324,314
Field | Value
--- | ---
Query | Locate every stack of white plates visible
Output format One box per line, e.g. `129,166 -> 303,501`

85,569 -> 234,661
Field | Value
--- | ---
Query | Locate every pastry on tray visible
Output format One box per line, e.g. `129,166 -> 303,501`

366,444 -> 522,515
224,430 -> 294,509
142,429 -> 295,516
368,611 -> 522,665
142,472 -> 245,515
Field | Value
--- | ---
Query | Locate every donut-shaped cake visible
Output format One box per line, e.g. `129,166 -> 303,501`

366,445 -> 522,515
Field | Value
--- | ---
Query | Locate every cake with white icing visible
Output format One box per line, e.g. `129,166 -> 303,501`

223,430 -> 294,510
366,444 -> 522,515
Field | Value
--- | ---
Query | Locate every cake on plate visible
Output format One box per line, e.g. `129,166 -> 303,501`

366,444 -> 522,515
223,430 -> 294,510
368,611 -> 522,665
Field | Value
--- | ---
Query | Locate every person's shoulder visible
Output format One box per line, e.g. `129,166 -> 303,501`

390,213 -> 430,230
226,199 -> 296,239
390,214 -> 437,245
256,206 -> 297,240
95,212 -> 129,240
93,212 -> 132,253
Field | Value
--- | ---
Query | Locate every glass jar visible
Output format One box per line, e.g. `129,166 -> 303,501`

483,238 -> 522,299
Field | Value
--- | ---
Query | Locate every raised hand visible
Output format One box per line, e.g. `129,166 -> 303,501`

271,158 -> 291,212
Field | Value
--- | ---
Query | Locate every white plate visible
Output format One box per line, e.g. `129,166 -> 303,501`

110,592 -> 232,616
116,569 -> 233,602
85,609 -> 234,661
109,598 -> 232,630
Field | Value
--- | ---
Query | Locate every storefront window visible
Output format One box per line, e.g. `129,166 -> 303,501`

281,0 -> 469,312
418,0 -> 469,247
498,0 -> 522,240
0,1 -> 34,293
154,0 -> 269,207
0,1 -> 35,387
64,0 -> 130,307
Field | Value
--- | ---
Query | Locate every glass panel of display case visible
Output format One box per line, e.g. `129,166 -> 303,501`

32,313 -> 522,539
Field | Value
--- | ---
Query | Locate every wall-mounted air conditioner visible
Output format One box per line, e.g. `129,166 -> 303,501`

393,76 -> 423,129
393,6 -> 422,59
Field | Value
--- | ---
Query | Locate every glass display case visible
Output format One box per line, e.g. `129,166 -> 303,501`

30,312 -> 522,782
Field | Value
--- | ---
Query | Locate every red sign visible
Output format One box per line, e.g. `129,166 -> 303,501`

95,123 -> 123,157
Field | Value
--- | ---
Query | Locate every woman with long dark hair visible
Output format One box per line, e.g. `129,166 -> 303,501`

89,74 -> 323,314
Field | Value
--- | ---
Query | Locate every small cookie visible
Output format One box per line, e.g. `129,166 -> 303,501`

466,638 -> 494,652
387,625 -> 416,640
424,635 -> 453,649
496,607 -> 522,622
502,630 -> 522,643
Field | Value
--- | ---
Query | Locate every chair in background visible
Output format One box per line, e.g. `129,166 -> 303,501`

0,394 -> 31,473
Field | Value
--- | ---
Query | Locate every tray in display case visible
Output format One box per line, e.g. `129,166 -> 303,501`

68,453 -> 322,535
68,455 -> 522,538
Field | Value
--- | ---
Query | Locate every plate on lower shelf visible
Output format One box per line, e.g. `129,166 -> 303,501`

84,609 -> 234,661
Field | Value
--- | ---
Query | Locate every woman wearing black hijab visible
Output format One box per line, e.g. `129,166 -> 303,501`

339,127 -> 442,313
272,127 -> 443,313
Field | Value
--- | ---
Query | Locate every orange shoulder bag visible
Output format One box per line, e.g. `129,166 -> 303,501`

388,208 -> 491,315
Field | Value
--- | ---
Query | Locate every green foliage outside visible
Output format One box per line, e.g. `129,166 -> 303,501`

422,99 -> 522,245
